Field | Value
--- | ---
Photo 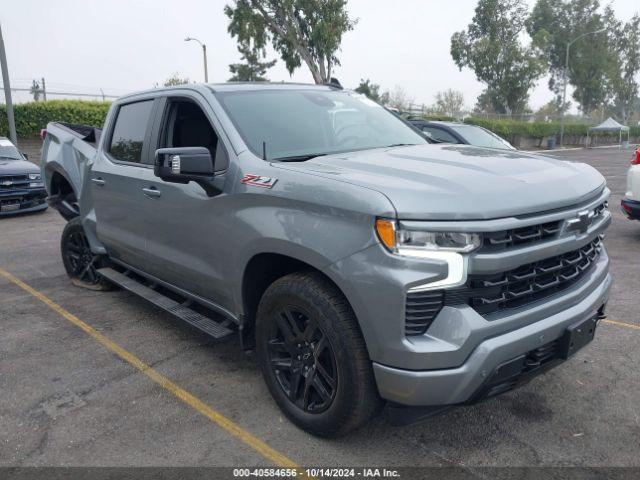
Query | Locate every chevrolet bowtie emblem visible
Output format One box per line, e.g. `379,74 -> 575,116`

566,210 -> 594,234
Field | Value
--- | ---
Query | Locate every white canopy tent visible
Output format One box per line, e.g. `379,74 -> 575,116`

587,117 -> 630,148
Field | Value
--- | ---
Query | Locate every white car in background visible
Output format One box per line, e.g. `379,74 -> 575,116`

622,147 -> 640,220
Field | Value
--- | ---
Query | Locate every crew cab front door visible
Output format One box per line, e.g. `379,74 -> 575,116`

133,94 -> 234,310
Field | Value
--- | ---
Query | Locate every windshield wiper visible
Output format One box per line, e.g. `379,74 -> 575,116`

272,153 -> 328,162
384,143 -> 419,148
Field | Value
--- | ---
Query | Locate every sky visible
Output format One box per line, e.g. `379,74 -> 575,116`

2,0 -> 639,110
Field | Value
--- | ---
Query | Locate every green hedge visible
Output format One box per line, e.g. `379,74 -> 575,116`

463,117 -> 640,141
0,100 -> 111,138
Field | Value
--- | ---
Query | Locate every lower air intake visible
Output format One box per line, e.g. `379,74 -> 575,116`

405,290 -> 444,336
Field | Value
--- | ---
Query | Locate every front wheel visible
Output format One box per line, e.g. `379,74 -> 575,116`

60,218 -> 112,291
256,272 -> 382,437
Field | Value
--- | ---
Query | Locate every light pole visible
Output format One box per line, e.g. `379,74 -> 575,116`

185,37 -> 208,83
0,22 -> 17,145
559,27 -> 606,148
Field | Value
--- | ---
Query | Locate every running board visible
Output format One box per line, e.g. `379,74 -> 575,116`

97,267 -> 234,339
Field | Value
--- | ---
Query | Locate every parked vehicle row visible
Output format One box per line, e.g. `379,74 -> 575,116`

41,82 -> 611,437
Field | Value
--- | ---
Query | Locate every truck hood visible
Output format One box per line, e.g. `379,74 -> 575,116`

272,144 -> 605,220
0,158 -> 39,176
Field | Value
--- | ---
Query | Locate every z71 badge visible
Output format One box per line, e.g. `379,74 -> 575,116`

240,174 -> 278,189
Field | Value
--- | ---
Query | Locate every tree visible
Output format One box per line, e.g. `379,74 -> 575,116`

228,42 -> 277,82
451,0 -> 547,114
224,0 -> 356,85
473,90 -> 497,115
536,99 -> 563,118
434,89 -> 465,118
355,78 -> 381,101
163,73 -> 190,86
609,14 -> 640,122
527,0 -> 618,115
384,86 -> 413,112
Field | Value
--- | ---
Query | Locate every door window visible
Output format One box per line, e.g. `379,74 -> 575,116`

108,100 -> 154,163
160,100 -> 229,172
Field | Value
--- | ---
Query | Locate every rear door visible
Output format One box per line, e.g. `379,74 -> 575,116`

90,97 -> 159,269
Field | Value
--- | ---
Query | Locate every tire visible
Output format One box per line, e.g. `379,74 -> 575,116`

256,271 -> 382,437
60,218 -> 112,291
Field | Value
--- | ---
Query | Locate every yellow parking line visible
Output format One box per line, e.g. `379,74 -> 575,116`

603,318 -> 640,331
0,267 -> 299,470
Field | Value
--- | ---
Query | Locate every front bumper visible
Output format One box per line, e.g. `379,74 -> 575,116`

326,191 -> 612,410
0,188 -> 48,216
373,270 -> 611,406
621,198 -> 640,220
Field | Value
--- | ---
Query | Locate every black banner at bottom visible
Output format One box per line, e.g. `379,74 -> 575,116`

0,467 -> 639,480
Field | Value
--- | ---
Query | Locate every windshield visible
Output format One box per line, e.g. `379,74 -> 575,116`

0,142 -> 22,160
216,89 -> 426,160
448,125 -> 514,150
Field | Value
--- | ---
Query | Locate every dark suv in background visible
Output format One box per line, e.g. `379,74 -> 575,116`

0,137 -> 47,216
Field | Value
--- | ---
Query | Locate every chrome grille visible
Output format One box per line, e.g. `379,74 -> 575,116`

0,174 -> 29,191
446,237 -> 603,315
405,290 -> 444,336
482,221 -> 561,251
480,201 -> 608,252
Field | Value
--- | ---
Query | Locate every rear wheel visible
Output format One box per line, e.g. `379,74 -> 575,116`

256,271 -> 382,437
60,218 -> 111,290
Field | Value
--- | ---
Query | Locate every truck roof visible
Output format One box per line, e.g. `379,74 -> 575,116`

118,82 -> 340,102
209,82 -> 339,92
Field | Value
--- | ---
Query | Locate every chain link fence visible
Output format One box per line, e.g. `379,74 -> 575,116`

1,78 -> 128,103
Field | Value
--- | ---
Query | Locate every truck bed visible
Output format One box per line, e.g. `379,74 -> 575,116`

40,121 -> 103,218
56,122 -> 103,146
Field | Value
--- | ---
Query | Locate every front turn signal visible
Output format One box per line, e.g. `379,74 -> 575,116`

375,219 -> 397,251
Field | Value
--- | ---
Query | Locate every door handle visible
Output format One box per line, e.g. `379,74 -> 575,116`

91,177 -> 105,186
142,187 -> 161,198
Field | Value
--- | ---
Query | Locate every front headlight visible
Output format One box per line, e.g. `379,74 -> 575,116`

375,219 -> 481,255
375,219 -> 481,291
28,173 -> 44,187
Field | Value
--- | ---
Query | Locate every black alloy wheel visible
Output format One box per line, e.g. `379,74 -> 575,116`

267,307 -> 338,413
65,230 -> 101,284
61,218 -> 112,291
256,271 -> 382,437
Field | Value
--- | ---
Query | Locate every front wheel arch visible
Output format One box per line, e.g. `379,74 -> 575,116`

239,252 -> 366,353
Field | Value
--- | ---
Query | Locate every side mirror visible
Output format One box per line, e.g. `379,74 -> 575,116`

22,152 -> 29,161
154,147 -> 220,196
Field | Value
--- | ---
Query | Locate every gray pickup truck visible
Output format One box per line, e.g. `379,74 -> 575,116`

41,83 -> 612,437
